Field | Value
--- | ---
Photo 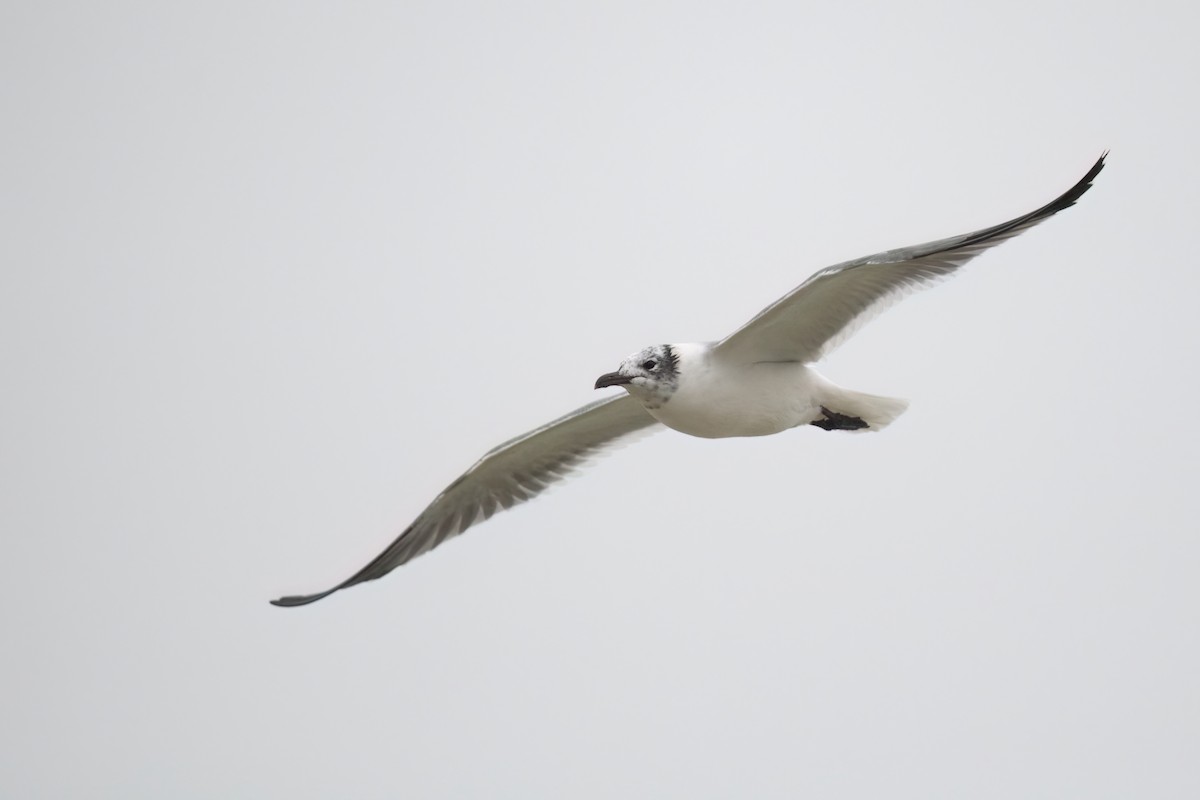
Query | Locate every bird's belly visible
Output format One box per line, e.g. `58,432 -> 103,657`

649,362 -> 823,439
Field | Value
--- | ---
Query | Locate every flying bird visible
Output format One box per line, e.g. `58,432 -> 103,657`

271,154 -> 1106,606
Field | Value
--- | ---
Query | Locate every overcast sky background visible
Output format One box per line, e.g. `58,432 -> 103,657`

3,2 -> 1198,797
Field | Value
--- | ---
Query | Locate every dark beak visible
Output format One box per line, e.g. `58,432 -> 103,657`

594,371 -> 632,390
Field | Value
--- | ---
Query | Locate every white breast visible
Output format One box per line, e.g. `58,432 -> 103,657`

646,344 -> 824,438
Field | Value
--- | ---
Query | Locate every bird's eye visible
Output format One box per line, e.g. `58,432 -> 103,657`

642,360 -> 657,370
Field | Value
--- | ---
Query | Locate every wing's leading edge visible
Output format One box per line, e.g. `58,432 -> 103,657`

716,154 -> 1106,364
271,395 -> 659,606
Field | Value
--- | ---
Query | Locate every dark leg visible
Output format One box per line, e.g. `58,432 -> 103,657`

810,406 -> 869,431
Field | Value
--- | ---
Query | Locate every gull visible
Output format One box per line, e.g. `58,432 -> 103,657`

271,154 -> 1106,606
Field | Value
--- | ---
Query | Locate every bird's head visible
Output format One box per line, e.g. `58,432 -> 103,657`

594,344 -> 680,408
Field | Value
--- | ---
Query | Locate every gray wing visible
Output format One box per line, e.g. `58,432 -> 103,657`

271,395 -> 659,606
715,154 -> 1106,364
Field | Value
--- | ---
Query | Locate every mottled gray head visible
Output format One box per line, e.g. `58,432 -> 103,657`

594,344 -> 680,409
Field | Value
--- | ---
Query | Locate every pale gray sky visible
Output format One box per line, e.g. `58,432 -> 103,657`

3,1 -> 1197,797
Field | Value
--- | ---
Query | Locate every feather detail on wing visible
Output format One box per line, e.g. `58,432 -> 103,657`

715,154 -> 1106,364
271,395 -> 659,606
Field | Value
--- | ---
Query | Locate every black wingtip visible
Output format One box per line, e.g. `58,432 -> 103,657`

1051,151 -> 1107,212
269,588 -> 338,608
951,152 -> 1108,252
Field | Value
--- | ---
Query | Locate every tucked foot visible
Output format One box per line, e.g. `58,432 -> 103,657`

811,406 -> 869,431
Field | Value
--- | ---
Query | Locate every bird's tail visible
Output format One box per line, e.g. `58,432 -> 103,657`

817,383 -> 909,432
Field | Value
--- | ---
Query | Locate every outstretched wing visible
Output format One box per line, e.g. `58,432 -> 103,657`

715,154 -> 1106,364
271,395 -> 659,606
